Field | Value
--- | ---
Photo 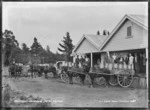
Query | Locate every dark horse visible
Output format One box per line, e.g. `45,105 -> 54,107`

44,66 -> 57,78
87,68 -> 111,87
61,64 -> 90,84
9,64 -> 23,78
61,65 -> 111,87
28,65 -> 42,78
28,65 -> 57,78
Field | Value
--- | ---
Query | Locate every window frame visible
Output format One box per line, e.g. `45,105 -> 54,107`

126,25 -> 133,38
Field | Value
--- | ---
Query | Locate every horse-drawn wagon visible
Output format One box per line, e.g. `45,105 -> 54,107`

9,64 -> 23,78
60,63 -> 135,88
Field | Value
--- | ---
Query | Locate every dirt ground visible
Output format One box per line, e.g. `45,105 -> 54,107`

2,67 -> 148,108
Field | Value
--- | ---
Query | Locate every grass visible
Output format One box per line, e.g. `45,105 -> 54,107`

2,83 -> 51,108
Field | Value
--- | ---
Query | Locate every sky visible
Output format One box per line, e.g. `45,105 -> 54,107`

2,2 -> 148,53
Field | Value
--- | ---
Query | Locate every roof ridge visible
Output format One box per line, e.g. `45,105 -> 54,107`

85,35 -> 99,47
99,14 -> 148,51
85,34 -> 108,36
127,14 -> 147,17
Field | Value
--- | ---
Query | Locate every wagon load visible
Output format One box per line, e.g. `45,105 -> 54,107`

68,67 -> 84,73
92,67 -> 110,74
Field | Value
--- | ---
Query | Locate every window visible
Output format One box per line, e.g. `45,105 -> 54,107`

127,26 -> 132,37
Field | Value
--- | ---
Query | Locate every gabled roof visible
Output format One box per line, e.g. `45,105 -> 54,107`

100,14 -> 148,50
73,34 -> 108,53
129,14 -> 148,27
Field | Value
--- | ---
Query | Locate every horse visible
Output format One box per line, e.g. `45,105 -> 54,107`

27,65 -> 39,78
8,64 -> 23,78
9,65 -> 16,78
43,66 -> 57,78
60,64 -> 90,84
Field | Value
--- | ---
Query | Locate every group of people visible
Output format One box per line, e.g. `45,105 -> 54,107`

75,55 -> 91,69
97,51 -> 147,74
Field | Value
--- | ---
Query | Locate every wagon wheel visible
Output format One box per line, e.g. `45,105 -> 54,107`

47,71 -> 54,78
109,75 -> 118,86
60,72 -> 70,83
117,70 -> 133,88
95,77 -> 106,85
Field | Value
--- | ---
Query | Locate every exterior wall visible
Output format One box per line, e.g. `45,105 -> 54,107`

75,38 -> 99,54
103,20 -> 148,51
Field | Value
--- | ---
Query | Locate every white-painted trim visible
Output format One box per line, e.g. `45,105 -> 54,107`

73,34 -> 100,53
72,34 -> 86,53
100,48 -> 147,53
91,52 -> 93,68
128,15 -> 148,30
100,14 -> 148,51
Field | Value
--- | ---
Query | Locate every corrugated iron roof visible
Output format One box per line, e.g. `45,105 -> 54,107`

72,14 -> 148,55
85,34 -> 108,48
100,14 -> 148,50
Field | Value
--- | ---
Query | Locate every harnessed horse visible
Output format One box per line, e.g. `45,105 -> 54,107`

9,64 -> 23,78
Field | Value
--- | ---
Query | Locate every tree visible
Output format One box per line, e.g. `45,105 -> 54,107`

22,43 -> 29,53
30,37 -> 43,56
58,32 -> 74,62
3,29 -> 19,66
97,30 -> 100,35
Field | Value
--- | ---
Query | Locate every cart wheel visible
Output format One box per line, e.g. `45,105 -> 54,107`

109,75 -> 118,86
47,72 -> 54,78
60,72 -> 70,83
117,70 -> 133,88
95,77 -> 106,85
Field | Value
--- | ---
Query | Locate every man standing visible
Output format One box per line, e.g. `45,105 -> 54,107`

80,55 -> 85,68
134,53 -> 139,74
129,53 -> 134,69
75,55 -> 79,68
85,56 -> 90,66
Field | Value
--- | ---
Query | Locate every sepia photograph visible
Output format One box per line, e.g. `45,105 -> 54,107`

2,1 -> 148,108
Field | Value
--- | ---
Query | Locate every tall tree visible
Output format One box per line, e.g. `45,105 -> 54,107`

3,29 -> 19,66
22,43 -> 29,53
58,32 -> 74,62
46,45 -> 51,53
30,37 -> 43,56
97,30 -> 100,35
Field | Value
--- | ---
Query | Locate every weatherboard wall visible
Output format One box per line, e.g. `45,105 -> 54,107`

102,19 -> 148,51
75,38 -> 99,54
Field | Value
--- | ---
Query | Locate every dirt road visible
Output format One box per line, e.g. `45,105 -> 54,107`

3,75 -> 148,108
